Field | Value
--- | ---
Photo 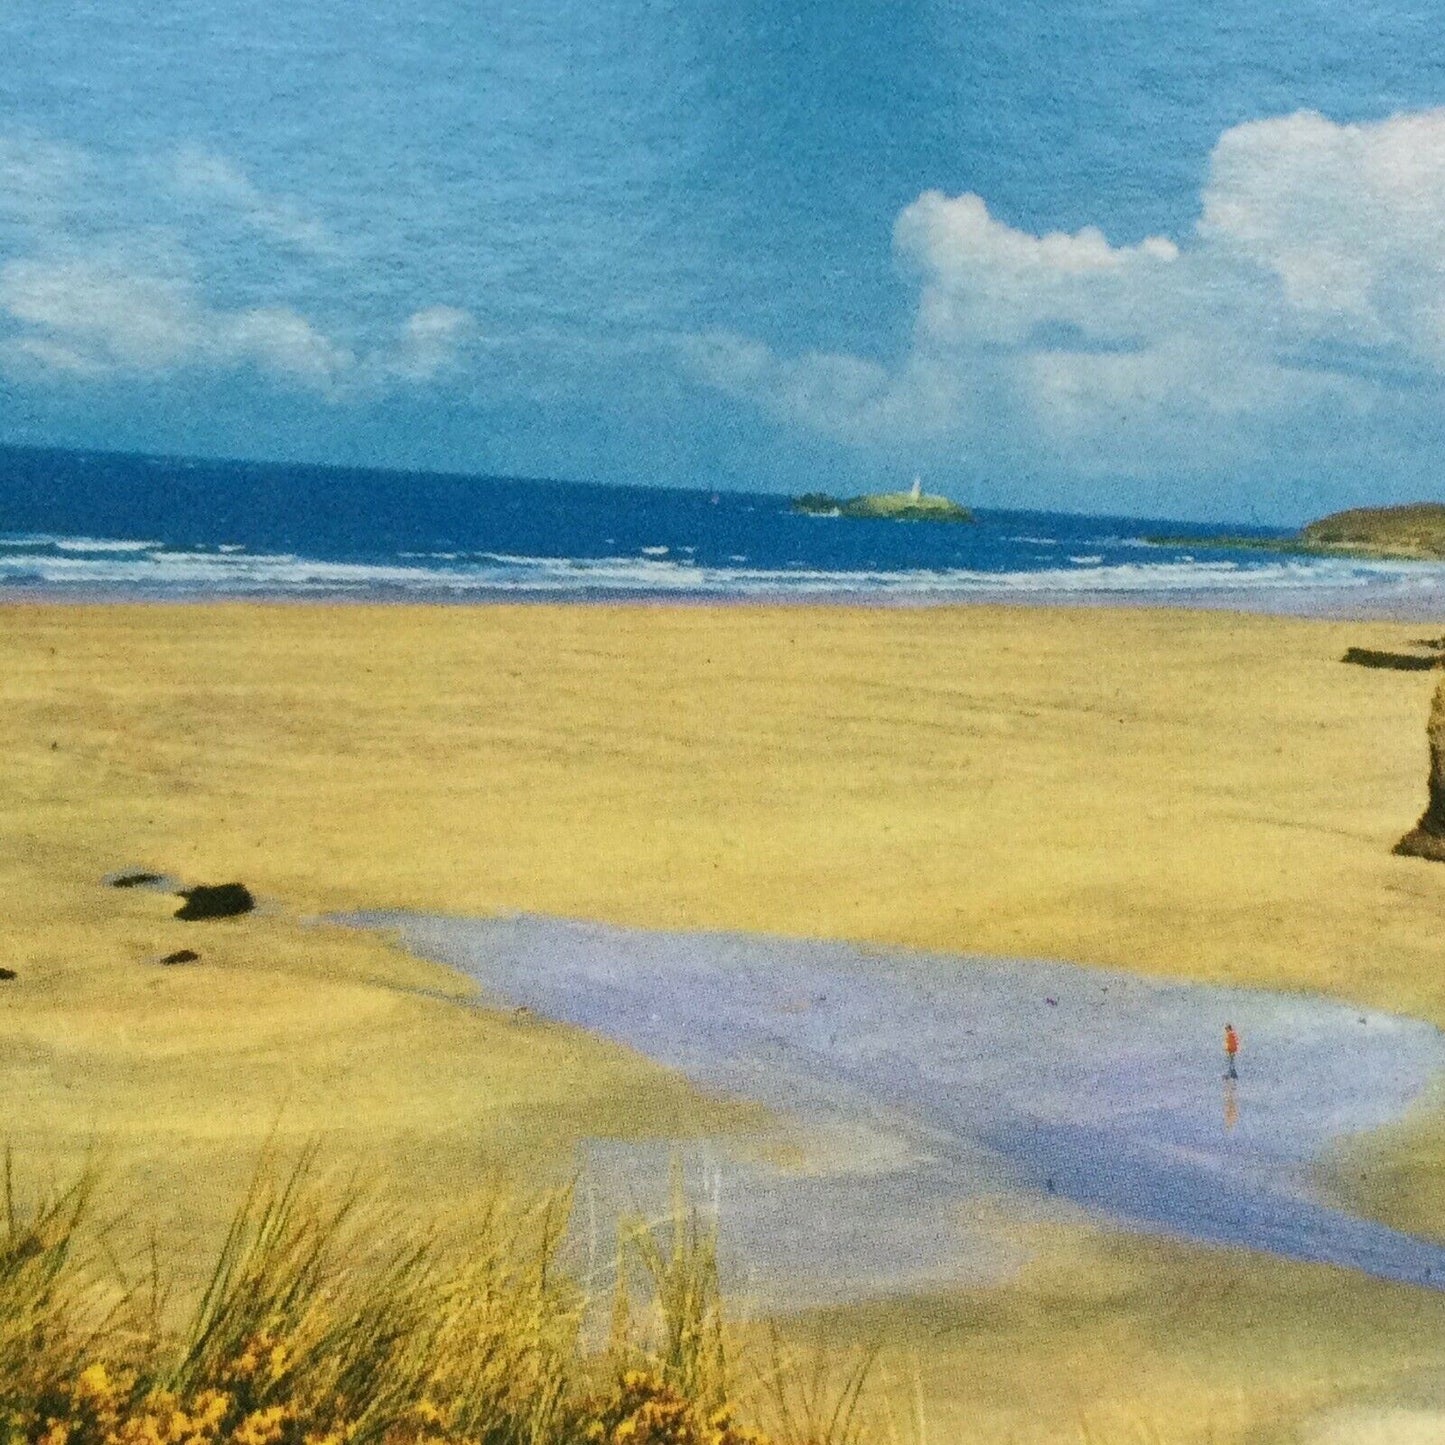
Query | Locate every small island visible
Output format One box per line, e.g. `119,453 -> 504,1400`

793,478 -> 974,524
1149,502 -> 1445,561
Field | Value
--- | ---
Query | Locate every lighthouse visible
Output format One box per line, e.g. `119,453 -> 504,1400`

909,475 -> 922,501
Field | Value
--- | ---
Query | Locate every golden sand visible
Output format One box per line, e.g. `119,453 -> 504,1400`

4,600 -> 1445,1441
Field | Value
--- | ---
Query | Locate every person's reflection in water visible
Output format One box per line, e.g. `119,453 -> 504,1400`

1223,1076 -> 1240,1132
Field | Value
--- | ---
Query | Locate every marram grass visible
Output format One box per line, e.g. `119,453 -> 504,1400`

0,1153 -> 873,1445
5,1151 -> 1375,1445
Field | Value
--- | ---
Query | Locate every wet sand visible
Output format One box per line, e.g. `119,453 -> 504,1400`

352,912 -> 1445,1301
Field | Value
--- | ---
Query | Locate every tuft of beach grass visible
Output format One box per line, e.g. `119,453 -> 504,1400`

0,1148 -> 886,1445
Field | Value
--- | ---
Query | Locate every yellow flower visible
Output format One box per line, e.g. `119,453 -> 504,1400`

264,1344 -> 289,1384
408,1400 -> 446,1430
191,1389 -> 232,1432
74,1364 -> 119,1409
231,1403 -> 293,1445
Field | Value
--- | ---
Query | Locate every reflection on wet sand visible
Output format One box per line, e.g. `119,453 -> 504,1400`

1223,1077 -> 1240,1131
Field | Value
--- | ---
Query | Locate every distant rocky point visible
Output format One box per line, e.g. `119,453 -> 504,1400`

792,483 -> 973,524
1299,503 -> 1445,559
1150,502 -> 1445,561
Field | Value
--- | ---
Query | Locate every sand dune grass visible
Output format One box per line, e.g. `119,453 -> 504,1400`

7,1150 -> 1445,1445
0,1152 -> 807,1445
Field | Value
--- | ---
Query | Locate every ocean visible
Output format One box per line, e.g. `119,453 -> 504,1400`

3,444 -> 1444,615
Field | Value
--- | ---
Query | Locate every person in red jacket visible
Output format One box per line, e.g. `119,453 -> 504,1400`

1224,1022 -> 1240,1081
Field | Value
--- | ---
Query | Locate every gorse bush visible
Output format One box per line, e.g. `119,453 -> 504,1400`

0,1155 -> 99,1412
577,1370 -> 767,1445
0,1154 -> 872,1445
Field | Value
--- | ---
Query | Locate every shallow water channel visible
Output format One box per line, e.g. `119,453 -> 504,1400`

346,912 -> 1445,1305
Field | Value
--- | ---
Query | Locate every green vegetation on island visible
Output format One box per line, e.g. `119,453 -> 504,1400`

1148,502 -> 1445,561
792,483 -> 973,523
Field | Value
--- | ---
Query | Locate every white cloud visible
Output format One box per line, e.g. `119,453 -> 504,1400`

1202,109 -> 1445,360
896,190 -> 1179,349
0,254 -> 474,397
1,259 -> 210,371
0,256 -> 351,392
170,145 -> 338,256
8,334 -> 108,377
388,305 -> 475,381
224,306 -> 354,386
684,106 -> 1445,500
0,136 -> 474,399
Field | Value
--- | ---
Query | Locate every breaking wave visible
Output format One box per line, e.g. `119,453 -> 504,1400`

4,532 -> 1445,605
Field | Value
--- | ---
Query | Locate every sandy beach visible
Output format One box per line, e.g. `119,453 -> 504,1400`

6,599 -> 1445,1441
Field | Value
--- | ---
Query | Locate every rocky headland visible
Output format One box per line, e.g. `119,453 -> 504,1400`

1150,502 -> 1445,561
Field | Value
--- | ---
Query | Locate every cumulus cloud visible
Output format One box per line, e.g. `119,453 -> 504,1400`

896,190 -> 1180,350
223,306 -> 354,386
684,106 -> 1445,500
0,253 -> 476,396
1202,109 -> 1445,360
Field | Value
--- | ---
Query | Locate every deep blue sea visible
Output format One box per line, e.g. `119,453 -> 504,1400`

3,445 -> 1445,613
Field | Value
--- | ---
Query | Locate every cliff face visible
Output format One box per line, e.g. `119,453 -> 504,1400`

1395,675 -> 1445,861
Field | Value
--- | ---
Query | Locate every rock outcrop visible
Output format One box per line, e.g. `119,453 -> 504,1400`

1395,676 -> 1445,861
174,883 -> 255,920
1342,647 -> 1441,671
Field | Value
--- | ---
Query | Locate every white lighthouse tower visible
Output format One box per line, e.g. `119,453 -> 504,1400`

909,474 -> 922,501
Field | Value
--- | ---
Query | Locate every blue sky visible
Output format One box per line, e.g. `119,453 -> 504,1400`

3,0 -> 1445,522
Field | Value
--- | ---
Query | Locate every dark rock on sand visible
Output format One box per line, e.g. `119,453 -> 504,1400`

1343,647 -> 1442,671
1396,676 -> 1445,861
159,949 -> 200,965
0,968 -> 15,981
174,883 -> 255,920
109,871 -> 166,888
